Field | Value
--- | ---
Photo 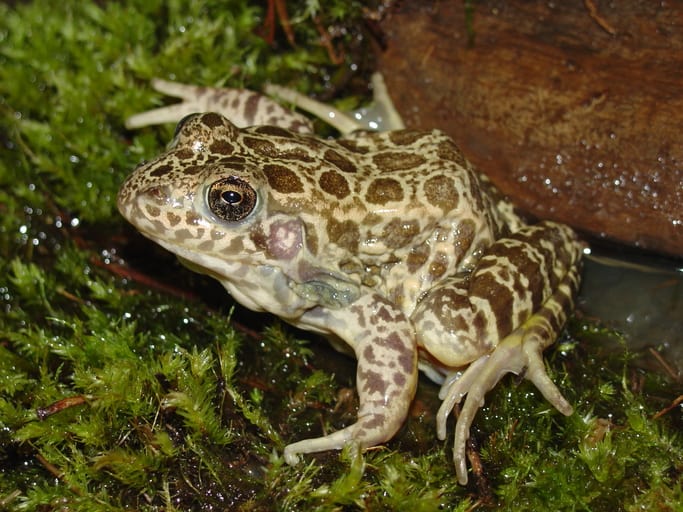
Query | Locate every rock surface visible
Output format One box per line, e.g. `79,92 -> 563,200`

376,1 -> 683,257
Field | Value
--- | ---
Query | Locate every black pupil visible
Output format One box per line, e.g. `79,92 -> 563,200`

221,190 -> 242,205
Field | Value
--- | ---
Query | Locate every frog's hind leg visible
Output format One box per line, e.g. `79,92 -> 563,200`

413,220 -> 583,484
265,73 -> 406,134
437,269 -> 579,484
125,79 -> 314,132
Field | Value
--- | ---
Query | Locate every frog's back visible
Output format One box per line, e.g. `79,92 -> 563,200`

234,125 -> 515,312
240,125 -> 512,239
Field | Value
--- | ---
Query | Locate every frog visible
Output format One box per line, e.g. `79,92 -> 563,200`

117,74 -> 583,485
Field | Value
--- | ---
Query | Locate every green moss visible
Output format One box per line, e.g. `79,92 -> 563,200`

1,0 -> 681,510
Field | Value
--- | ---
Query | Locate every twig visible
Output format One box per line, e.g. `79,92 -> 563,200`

652,395 -> 683,420
648,347 -> 679,382
584,0 -> 617,35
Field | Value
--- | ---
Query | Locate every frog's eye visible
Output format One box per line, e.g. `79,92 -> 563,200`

207,176 -> 257,222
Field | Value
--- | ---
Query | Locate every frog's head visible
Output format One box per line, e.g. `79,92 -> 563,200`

118,112 -> 266,261
117,112 -> 360,315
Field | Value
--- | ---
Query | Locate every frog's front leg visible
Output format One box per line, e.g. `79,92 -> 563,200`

413,221 -> 583,484
283,293 -> 418,465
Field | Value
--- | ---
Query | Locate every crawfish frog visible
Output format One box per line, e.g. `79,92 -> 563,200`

117,75 -> 583,485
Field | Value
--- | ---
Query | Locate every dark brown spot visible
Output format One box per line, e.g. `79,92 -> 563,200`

250,224 -> 268,253
149,164 -> 173,178
224,236 -> 245,253
366,178 -> 404,205
201,112 -> 225,128
472,310 -> 489,345
341,259 -> 363,278
358,414 -> 388,432
381,331 -> 414,375
144,205 -> 160,218
361,212 -> 382,226
360,368 -> 388,396
327,218 -> 359,253
319,170 -> 350,199
414,284 -> 471,335
323,149 -> 357,173
483,233 -> 556,314
424,175 -> 459,211
288,120 -> 310,133
429,251 -> 449,278
277,146 -> 316,162
360,413 -> 386,430
181,165 -> 204,176
337,138 -> 369,154
242,136 -> 278,157
398,349 -> 415,376
375,304 -> 395,323
175,148 -> 195,160
185,211 -> 202,226
264,164 -> 304,193
388,130 -> 424,146
454,219 -> 476,261
244,93 -> 260,123
436,139 -> 467,167
372,151 -> 427,171
254,125 -> 295,138
242,133 -> 320,162
363,345 -> 380,365
243,132 -> 319,161
209,140 -> 234,155
406,244 -> 430,273
198,240 -> 215,251
173,228 -> 192,242
382,218 -> 420,249
469,271 -> 514,337
303,221 -> 318,254
166,212 -> 181,226
350,304 -> 367,328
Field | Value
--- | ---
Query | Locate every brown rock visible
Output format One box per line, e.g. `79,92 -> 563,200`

376,1 -> 683,257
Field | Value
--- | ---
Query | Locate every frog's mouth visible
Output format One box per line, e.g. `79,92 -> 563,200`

172,244 -> 319,319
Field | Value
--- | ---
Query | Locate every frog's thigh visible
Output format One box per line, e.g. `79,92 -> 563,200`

413,221 -> 582,367
283,293 -> 418,465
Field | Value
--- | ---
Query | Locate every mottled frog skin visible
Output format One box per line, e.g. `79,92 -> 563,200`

118,78 -> 583,485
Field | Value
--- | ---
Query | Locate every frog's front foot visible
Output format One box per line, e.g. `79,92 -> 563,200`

282,409 -> 411,467
281,294 -> 418,469
283,424 -> 361,466
437,301 -> 575,485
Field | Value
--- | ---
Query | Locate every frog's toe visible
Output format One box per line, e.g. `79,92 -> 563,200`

283,446 -> 301,466
521,335 -> 573,416
438,325 -> 572,485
